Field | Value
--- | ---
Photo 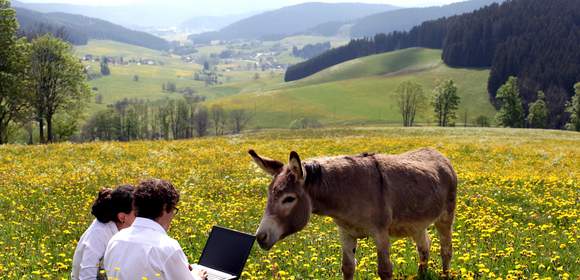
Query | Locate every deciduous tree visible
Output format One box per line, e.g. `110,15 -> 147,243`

495,77 -> 524,128
396,81 -> 425,127
565,83 -> 580,131
432,79 -> 460,127
0,0 -> 30,144
29,34 -> 90,143
193,105 -> 209,137
211,105 -> 225,136
230,109 -> 252,134
527,91 -> 548,129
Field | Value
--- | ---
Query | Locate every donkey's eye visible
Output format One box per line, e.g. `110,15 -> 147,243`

282,196 -> 296,204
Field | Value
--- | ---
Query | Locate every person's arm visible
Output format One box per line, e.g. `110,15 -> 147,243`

79,228 -> 109,280
162,250 -> 198,280
78,246 -> 103,280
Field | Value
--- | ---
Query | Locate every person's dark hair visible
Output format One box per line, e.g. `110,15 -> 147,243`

91,185 -> 135,223
134,179 -> 179,220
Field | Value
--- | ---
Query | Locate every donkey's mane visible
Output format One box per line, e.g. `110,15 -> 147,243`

304,161 -> 323,187
304,152 -> 375,189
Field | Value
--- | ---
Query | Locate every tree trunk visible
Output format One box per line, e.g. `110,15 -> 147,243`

0,116 -> 5,144
39,118 -> 45,144
47,114 -> 53,143
26,121 -> 34,145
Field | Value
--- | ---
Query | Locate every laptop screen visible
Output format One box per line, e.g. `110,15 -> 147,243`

198,226 -> 255,277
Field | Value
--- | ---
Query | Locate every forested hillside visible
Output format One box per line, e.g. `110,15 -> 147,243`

285,0 -> 580,128
15,7 -> 169,50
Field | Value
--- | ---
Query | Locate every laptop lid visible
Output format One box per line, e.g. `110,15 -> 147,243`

198,226 -> 255,278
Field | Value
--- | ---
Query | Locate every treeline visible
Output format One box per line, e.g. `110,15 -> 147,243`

1,0 -> 90,144
443,0 -> 580,128
15,7 -> 88,44
284,22 -> 446,82
392,77 -> 580,130
82,98 -> 252,142
14,7 -> 169,50
292,42 -> 331,60
285,0 -> 580,128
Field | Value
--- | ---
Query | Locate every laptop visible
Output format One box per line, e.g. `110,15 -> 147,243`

191,226 -> 255,280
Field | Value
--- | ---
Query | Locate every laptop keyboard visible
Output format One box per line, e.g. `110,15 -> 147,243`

206,272 -> 229,280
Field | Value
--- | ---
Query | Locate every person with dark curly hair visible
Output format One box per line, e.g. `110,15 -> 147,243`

71,185 -> 135,280
104,179 -> 207,280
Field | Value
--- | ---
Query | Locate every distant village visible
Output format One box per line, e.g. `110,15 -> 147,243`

81,54 -> 161,66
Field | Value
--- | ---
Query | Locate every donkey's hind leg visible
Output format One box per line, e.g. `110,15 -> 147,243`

339,227 -> 357,280
412,229 -> 431,272
373,229 -> 393,280
435,211 -> 455,275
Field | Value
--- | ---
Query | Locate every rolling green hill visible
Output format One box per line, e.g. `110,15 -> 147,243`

75,40 -> 284,113
75,41 -> 495,129
289,48 -> 442,86
209,48 -> 497,128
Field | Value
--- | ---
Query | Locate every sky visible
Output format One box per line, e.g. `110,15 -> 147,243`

18,0 -> 465,9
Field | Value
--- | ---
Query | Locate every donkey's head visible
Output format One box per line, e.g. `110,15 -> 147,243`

249,149 -> 312,250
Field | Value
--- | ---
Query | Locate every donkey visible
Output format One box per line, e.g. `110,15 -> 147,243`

249,148 -> 457,280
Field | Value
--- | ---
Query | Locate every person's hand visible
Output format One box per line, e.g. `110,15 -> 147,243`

197,269 -> 208,280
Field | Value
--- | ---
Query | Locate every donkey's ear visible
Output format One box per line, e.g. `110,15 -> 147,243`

249,149 -> 283,176
289,151 -> 304,181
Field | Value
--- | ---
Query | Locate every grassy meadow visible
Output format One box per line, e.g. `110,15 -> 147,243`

0,128 -> 578,279
75,41 -> 495,128
210,49 -> 496,128
75,40 -> 284,114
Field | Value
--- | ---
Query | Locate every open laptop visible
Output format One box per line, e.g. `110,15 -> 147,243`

191,226 -> 255,280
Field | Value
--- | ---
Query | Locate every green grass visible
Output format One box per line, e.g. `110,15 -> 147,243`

291,48 -> 443,86
85,61 -> 203,113
0,128 -> 578,279
77,40 -> 202,113
77,40 -> 283,113
210,48 -> 496,128
76,41 -> 496,130
75,40 -> 164,60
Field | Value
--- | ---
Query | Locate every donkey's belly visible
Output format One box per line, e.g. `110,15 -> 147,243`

333,218 -> 373,239
388,220 -> 434,238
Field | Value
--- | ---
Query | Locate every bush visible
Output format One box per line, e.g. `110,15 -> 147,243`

475,115 -> 490,127
289,118 -> 322,129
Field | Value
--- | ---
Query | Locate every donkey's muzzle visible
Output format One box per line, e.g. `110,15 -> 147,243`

256,232 -> 273,250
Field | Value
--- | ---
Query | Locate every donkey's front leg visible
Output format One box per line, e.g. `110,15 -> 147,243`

374,229 -> 393,280
339,227 -> 357,280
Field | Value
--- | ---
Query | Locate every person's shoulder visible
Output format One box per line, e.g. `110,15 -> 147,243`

159,234 -> 184,253
84,220 -> 114,240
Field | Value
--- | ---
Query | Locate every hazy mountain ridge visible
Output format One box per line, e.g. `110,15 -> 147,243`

12,0 -> 206,28
188,2 -> 399,42
299,0 -> 503,38
180,11 -> 261,34
350,0 -> 503,37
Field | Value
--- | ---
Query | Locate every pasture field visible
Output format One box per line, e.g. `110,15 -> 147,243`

75,40 -> 286,115
0,128 -> 578,279
210,49 -> 496,128
75,41 -> 495,129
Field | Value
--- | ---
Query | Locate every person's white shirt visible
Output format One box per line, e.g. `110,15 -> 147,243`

104,217 -> 200,280
71,219 -> 118,280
